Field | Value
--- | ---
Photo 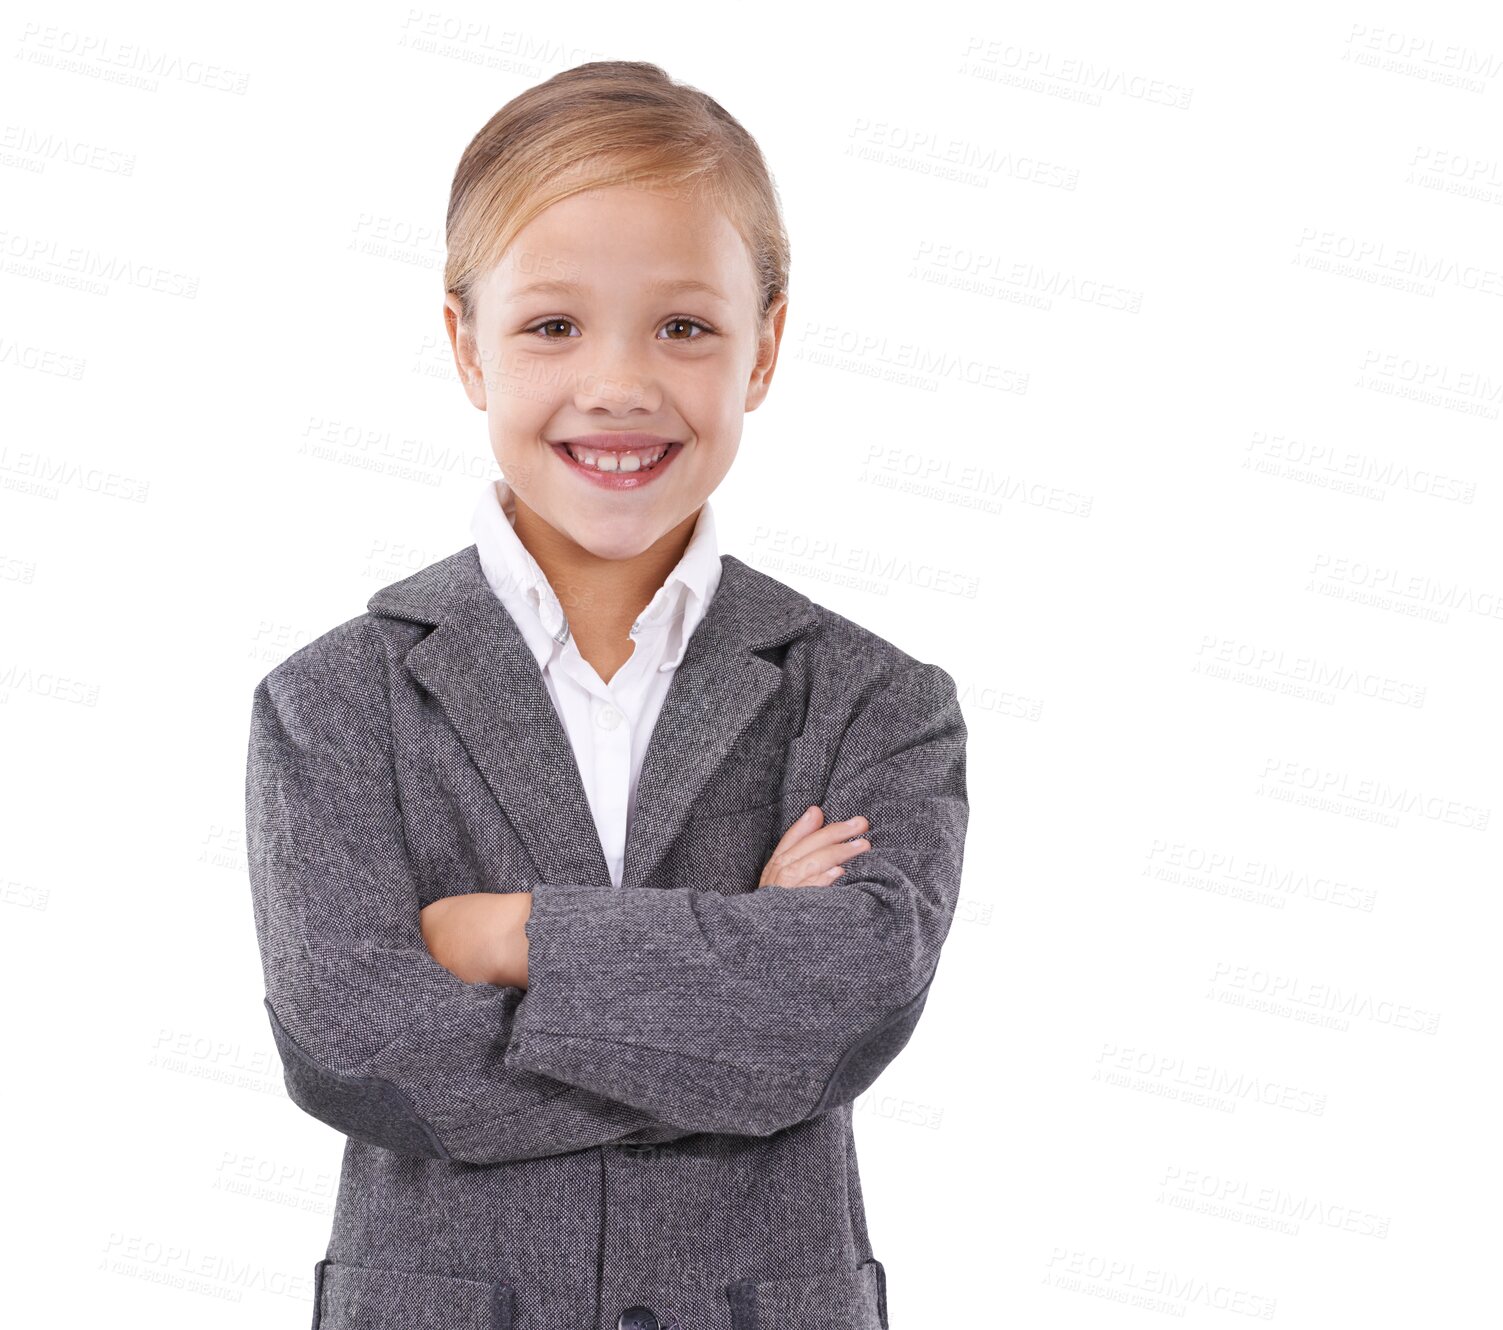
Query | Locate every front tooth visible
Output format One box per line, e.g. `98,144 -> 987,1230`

568,444 -> 668,471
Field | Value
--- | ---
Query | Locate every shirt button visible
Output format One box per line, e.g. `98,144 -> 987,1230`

617,1307 -> 661,1330
597,704 -> 623,730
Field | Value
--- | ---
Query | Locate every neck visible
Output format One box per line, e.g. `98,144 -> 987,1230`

511,498 -> 700,642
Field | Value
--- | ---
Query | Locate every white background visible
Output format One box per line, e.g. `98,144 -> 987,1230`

3,1 -> 1500,1325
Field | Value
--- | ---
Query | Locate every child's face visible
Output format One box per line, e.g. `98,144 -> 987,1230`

447,184 -> 787,562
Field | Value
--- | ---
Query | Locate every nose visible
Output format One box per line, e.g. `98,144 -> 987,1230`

570,339 -> 663,415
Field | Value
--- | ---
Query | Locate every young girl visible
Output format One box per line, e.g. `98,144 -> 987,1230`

246,60 -> 968,1330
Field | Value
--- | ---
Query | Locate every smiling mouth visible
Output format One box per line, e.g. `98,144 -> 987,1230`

558,440 -> 676,473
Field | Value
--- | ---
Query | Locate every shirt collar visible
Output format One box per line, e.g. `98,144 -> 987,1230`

469,477 -> 722,674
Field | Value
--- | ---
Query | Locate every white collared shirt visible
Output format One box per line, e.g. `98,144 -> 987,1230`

469,477 -> 723,889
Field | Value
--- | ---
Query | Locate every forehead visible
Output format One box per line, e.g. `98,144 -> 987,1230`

487,185 -> 756,306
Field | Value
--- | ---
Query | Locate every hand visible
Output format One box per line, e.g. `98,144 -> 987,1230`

420,891 -> 532,988
758,806 -> 871,889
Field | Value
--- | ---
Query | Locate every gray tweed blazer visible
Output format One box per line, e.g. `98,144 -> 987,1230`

244,542 -> 969,1330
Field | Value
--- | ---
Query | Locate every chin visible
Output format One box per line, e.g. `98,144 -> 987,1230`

555,515 -> 668,562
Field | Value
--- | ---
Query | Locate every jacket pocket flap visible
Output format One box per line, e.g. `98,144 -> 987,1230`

728,1255 -> 887,1330
313,1258 -> 514,1330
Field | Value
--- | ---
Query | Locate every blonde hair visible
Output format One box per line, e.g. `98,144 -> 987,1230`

444,60 -> 789,329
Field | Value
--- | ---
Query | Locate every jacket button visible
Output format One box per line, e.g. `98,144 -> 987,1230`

617,1307 -> 661,1330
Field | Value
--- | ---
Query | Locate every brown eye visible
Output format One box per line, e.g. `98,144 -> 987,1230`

526,318 -> 578,339
660,317 -> 715,341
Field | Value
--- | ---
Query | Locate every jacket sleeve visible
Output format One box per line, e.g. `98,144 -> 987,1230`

244,624 -> 695,1165
503,659 -> 969,1137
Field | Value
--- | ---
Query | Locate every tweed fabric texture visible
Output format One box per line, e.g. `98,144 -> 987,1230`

245,543 -> 969,1329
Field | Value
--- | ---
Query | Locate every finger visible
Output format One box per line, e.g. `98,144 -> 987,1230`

772,805 -> 824,852
780,811 -> 868,854
779,836 -> 870,884
790,821 -> 871,861
793,834 -> 870,868
785,864 -> 851,891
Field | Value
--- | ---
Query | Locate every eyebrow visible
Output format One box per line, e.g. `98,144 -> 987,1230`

502,276 -> 730,304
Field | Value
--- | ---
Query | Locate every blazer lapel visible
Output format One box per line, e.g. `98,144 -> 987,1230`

618,555 -> 814,893
367,543 -> 816,895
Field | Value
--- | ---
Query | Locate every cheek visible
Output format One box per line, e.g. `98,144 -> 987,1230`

490,432 -> 553,492
704,441 -> 740,490
680,374 -> 748,442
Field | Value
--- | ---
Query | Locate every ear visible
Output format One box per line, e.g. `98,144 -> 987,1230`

745,292 -> 788,413
444,292 -> 488,411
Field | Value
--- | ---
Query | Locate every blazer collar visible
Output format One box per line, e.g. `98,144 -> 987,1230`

367,544 -> 817,893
